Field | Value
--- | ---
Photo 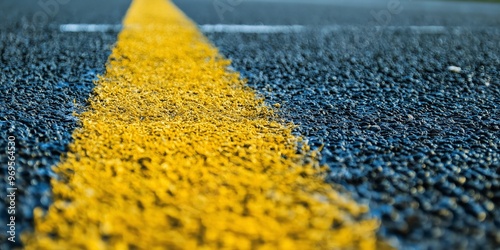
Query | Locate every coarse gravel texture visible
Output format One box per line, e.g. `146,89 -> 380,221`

173,0 -> 500,27
204,27 -> 500,249
0,30 -> 120,248
0,0 -> 131,248
1,0 -> 499,249
23,2 -> 381,248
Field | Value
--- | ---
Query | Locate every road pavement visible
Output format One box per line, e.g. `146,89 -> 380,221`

174,0 -> 500,249
1,0 -> 499,249
0,0 -> 131,247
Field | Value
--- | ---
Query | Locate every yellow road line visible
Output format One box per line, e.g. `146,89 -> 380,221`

23,0 -> 381,249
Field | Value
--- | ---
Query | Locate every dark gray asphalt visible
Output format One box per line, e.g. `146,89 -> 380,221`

1,0 -> 499,249
174,0 -> 500,249
175,0 -> 500,26
0,0 -> 131,248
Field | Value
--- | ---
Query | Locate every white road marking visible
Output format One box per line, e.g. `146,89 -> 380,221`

199,24 -> 306,33
59,24 -> 122,32
59,24 -> 495,35
199,24 -> 450,34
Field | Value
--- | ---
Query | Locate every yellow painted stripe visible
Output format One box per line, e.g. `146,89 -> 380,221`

23,0 -> 382,249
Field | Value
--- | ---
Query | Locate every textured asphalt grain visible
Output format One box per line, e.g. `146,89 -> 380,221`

0,0 -> 131,248
174,0 -> 500,249
1,0 -> 499,249
207,28 -> 500,250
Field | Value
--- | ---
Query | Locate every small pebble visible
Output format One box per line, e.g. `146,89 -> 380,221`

447,65 -> 462,73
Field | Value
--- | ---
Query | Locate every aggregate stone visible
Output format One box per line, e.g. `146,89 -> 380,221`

0,1 -> 130,247
0,29 -> 120,248
205,28 -> 500,249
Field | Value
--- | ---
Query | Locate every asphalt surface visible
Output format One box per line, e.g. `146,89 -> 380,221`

174,0 -> 500,249
0,0 -> 499,249
0,0 -> 131,248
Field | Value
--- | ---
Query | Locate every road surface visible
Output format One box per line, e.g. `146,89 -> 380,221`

1,0 -> 499,249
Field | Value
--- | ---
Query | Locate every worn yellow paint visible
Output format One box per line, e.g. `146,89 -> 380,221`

23,0 -> 381,249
